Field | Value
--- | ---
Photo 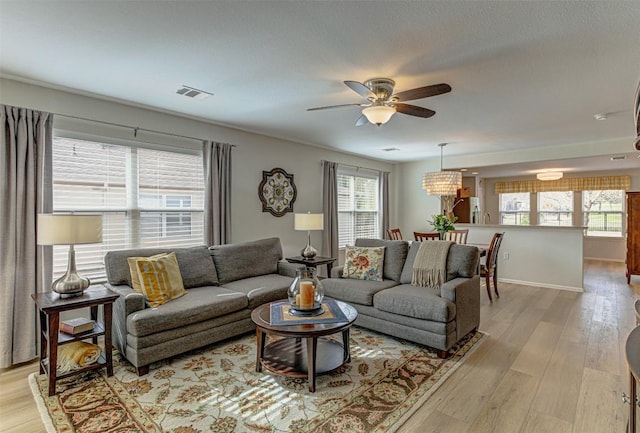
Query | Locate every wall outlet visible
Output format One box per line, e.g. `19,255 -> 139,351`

503,252 -> 510,260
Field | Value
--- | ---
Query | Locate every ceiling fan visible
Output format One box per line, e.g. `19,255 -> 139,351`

307,78 -> 451,127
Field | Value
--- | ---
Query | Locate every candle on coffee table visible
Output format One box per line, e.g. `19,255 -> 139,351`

299,281 -> 315,309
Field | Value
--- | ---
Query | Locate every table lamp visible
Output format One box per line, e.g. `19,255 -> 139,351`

37,214 -> 103,298
294,212 -> 324,258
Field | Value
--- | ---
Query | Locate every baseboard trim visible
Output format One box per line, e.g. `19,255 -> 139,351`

498,278 -> 584,292
584,257 -> 625,263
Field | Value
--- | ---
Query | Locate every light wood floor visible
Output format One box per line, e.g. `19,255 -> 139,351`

1,260 -> 638,433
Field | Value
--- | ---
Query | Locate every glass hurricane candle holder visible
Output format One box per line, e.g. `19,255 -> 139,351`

288,267 -> 324,316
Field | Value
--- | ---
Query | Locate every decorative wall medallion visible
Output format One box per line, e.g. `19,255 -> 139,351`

258,168 -> 297,217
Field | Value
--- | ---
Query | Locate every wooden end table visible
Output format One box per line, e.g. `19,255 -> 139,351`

251,299 -> 357,392
285,255 -> 336,277
31,285 -> 119,396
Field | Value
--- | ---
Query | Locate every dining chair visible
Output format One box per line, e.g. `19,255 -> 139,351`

387,228 -> 403,240
444,229 -> 469,244
413,232 -> 440,241
480,232 -> 505,301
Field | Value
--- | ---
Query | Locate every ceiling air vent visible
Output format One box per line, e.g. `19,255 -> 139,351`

176,85 -> 213,100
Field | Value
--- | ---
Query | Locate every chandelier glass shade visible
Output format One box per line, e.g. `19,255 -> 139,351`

362,105 -> 396,126
421,171 -> 462,196
536,171 -> 563,181
421,143 -> 462,197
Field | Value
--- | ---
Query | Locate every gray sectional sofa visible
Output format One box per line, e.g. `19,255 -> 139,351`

322,238 -> 480,357
105,236 -> 480,375
104,237 -> 302,375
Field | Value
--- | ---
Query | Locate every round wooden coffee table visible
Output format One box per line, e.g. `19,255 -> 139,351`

251,299 -> 357,392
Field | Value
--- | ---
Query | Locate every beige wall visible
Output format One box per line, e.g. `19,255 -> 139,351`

0,78 -> 397,258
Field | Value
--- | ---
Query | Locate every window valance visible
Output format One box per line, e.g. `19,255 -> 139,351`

495,175 -> 631,194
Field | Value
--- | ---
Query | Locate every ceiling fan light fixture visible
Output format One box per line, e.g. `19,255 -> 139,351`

536,171 -> 563,181
362,105 -> 396,126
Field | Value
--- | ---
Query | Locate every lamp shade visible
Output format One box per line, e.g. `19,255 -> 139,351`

37,214 -> 103,245
421,171 -> 462,196
294,213 -> 324,231
536,171 -> 563,181
362,105 -> 396,126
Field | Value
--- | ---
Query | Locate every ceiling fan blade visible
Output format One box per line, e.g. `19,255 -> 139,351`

392,83 -> 452,102
307,103 -> 365,111
344,80 -> 376,98
395,103 -> 436,118
355,114 -> 369,126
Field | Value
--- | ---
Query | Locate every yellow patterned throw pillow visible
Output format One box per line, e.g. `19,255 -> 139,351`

342,246 -> 385,281
127,252 -> 187,307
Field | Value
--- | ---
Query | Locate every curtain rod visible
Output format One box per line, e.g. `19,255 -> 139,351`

55,113 -> 234,146
322,159 -> 384,173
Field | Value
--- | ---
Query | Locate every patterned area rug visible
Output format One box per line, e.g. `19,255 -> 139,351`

30,327 -> 486,433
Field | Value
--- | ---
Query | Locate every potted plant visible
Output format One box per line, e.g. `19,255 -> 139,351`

429,213 -> 457,239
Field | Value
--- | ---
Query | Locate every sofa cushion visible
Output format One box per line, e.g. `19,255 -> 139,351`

342,245 -> 385,281
105,246 -> 218,288
209,237 -> 283,284
128,252 -> 187,307
126,286 -> 248,337
446,244 -> 479,280
355,238 -> 408,282
400,242 -> 478,284
373,284 -> 456,323
221,274 -> 293,309
322,277 -> 398,306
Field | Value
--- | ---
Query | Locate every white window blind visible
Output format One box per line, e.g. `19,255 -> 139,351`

337,171 -> 380,247
52,136 -> 205,283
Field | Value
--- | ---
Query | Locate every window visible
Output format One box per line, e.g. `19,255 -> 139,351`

337,171 -> 380,247
52,136 -> 205,283
538,191 -> 573,226
499,192 -> 530,225
582,190 -> 624,237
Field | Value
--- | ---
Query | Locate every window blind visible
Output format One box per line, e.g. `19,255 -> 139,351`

337,172 -> 380,247
52,137 -> 205,283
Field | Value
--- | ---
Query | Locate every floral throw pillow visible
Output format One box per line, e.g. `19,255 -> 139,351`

342,246 -> 385,281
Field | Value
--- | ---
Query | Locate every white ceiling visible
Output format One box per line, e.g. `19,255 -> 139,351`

1,1 -> 639,171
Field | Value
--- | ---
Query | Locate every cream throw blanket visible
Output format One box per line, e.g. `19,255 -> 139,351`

411,240 -> 454,287
57,341 -> 102,374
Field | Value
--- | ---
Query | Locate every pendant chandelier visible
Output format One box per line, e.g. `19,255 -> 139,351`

421,143 -> 462,196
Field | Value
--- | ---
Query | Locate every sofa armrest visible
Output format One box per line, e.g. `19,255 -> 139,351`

440,276 -> 480,339
277,261 -> 305,277
331,265 -> 344,278
105,283 -> 145,355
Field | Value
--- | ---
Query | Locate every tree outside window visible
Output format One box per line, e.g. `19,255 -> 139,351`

582,190 -> 624,237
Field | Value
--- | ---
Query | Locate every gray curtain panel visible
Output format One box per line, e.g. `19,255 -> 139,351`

379,170 -> 389,239
0,105 -> 53,368
322,160 -> 339,260
203,140 -> 233,246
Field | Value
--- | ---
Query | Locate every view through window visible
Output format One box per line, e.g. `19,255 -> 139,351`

52,136 -> 205,283
499,192 -> 530,225
538,191 -> 573,226
582,190 -> 624,237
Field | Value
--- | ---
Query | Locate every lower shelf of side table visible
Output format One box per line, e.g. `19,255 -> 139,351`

42,353 -> 107,380
260,337 -> 346,378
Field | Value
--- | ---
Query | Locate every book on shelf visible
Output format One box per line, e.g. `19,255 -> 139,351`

59,317 -> 96,335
